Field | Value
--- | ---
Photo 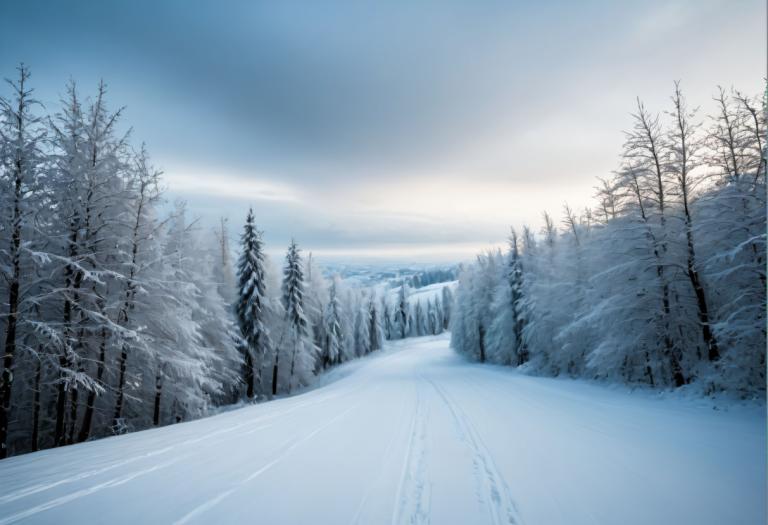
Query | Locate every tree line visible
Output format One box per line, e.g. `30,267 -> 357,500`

382,284 -> 453,341
0,66 -> 391,459
451,82 -> 766,397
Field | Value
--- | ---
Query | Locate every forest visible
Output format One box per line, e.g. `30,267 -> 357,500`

451,82 -> 766,397
0,66 -> 764,462
0,66 -> 453,459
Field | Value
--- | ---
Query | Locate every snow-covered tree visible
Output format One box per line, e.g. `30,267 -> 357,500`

235,208 -> 272,399
354,293 -> 371,357
368,293 -> 383,351
304,253 -> 328,370
441,286 -> 453,330
0,65 -> 47,457
322,276 -> 344,368
393,284 -> 409,339
382,297 -> 393,340
451,83 -> 766,397
279,240 -> 316,394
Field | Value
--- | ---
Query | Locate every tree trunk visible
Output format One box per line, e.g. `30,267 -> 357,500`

288,341 -> 297,395
53,355 -> 68,446
78,329 -> 107,442
0,168 -> 23,459
660,281 -> 685,387
271,351 -> 280,396
0,271 -> 19,460
31,359 -> 41,452
67,386 -> 79,445
57,225 -> 81,447
113,197 -> 143,428
644,350 -> 655,387
153,373 -> 162,426
684,224 -> 720,361
113,346 -> 128,428
244,349 -> 255,399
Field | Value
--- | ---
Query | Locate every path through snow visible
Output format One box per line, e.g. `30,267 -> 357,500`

0,334 -> 764,524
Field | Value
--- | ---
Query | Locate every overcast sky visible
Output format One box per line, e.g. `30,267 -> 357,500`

1,0 -> 765,262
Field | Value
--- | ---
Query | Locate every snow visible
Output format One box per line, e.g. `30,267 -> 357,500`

385,280 -> 456,306
0,334 -> 764,525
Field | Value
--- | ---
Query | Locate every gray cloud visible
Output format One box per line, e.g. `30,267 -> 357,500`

1,0 -> 764,261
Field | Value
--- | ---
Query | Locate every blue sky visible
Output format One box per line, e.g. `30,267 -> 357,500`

1,0 -> 764,262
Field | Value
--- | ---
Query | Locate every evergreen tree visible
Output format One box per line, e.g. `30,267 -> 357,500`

394,284 -> 409,339
354,295 -> 371,357
323,277 -> 344,367
413,300 -> 426,337
368,294 -> 383,351
441,286 -> 453,330
382,298 -> 393,340
235,208 -> 271,399
280,240 -> 315,394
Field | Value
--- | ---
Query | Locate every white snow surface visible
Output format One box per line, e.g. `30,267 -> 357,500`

0,334 -> 764,525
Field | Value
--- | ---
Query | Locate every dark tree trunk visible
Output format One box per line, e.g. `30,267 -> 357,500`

244,349 -> 255,399
153,373 -> 162,426
57,225 -> 81,447
67,386 -> 79,444
31,359 -> 41,452
660,282 -> 685,387
644,350 -> 655,387
271,352 -> 279,396
0,166 -> 23,459
78,329 -> 106,442
686,253 -> 719,361
0,275 -> 19,460
113,346 -> 128,427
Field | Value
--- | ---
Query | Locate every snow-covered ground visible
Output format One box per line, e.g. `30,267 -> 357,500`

0,334 -> 764,525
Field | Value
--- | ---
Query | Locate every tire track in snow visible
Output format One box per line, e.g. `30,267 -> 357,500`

391,381 -> 431,525
173,396 -> 368,525
425,377 -> 523,525
0,387 -> 354,508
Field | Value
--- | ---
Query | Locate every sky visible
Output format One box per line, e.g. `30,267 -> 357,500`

1,0 -> 765,263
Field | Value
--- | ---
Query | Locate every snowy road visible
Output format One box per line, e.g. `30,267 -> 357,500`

0,334 -> 764,524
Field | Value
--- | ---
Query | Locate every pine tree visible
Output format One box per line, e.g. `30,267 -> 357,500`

413,300 -> 426,337
368,294 -> 383,351
382,297 -> 393,340
441,286 -> 453,330
395,284 -> 409,339
303,252 -> 328,368
235,208 -> 271,399
508,229 -> 528,363
323,277 -> 344,367
354,295 -> 371,357
432,296 -> 444,335
280,240 -> 315,394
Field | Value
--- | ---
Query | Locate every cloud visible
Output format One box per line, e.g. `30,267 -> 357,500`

1,0 -> 765,262
163,168 -> 300,203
